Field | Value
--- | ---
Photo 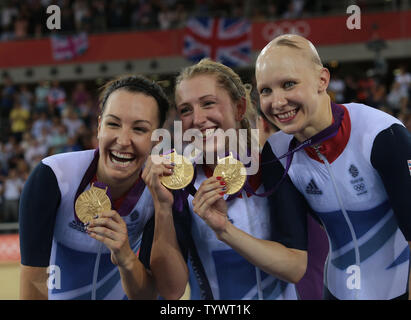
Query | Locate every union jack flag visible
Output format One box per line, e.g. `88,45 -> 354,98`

408,160 -> 411,176
183,17 -> 251,67
51,32 -> 88,61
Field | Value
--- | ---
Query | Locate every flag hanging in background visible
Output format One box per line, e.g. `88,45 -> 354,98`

51,32 -> 88,61
183,17 -> 251,67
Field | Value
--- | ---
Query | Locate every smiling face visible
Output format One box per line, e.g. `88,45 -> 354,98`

175,74 -> 243,160
97,89 -> 159,189
256,41 -> 331,142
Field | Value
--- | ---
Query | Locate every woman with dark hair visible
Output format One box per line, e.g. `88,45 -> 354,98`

19,75 -> 170,300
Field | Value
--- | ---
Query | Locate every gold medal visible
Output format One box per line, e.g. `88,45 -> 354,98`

75,184 -> 112,224
213,153 -> 246,195
160,149 -> 194,190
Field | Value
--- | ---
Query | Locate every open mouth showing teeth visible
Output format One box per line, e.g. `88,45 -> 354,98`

109,150 -> 136,166
275,108 -> 299,122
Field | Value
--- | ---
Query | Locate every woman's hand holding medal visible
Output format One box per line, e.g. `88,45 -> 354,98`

86,210 -> 135,269
74,184 -> 135,268
142,155 -> 175,210
192,153 -> 246,235
192,176 -> 228,234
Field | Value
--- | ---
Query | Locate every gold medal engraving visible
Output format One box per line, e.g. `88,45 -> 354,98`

75,184 -> 111,224
213,153 -> 246,195
160,150 -> 194,190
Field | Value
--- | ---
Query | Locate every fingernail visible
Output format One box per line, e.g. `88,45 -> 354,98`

219,192 -> 225,196
220,181 -> 226,185
216,176 -> 222,180
170,162 -> 176,167
221,186 -> 227,191
94,215 -> 99,219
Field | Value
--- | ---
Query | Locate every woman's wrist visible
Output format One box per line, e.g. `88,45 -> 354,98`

154,199 -> 173,213
117,250 -> 138,272
215,220 -> 233,242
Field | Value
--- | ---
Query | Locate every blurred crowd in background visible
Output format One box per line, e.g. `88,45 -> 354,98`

0,0 -> 410,226
0,79 -> 100,225
0,0 -> 401,40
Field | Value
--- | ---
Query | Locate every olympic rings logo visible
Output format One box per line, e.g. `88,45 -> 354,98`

262,21 -> 311,41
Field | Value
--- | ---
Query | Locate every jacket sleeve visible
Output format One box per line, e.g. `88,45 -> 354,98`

19,162 -> 61,267
371,123 -> 411,241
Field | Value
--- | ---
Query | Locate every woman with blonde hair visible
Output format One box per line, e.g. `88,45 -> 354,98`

140,59 -> 312,300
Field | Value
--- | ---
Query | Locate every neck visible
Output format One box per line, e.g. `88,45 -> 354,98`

96,170 -> 140,201
203,155 -> 218,171
202,129 -> 248,169
295,96 -> 333,143
108,181 -> 135,200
